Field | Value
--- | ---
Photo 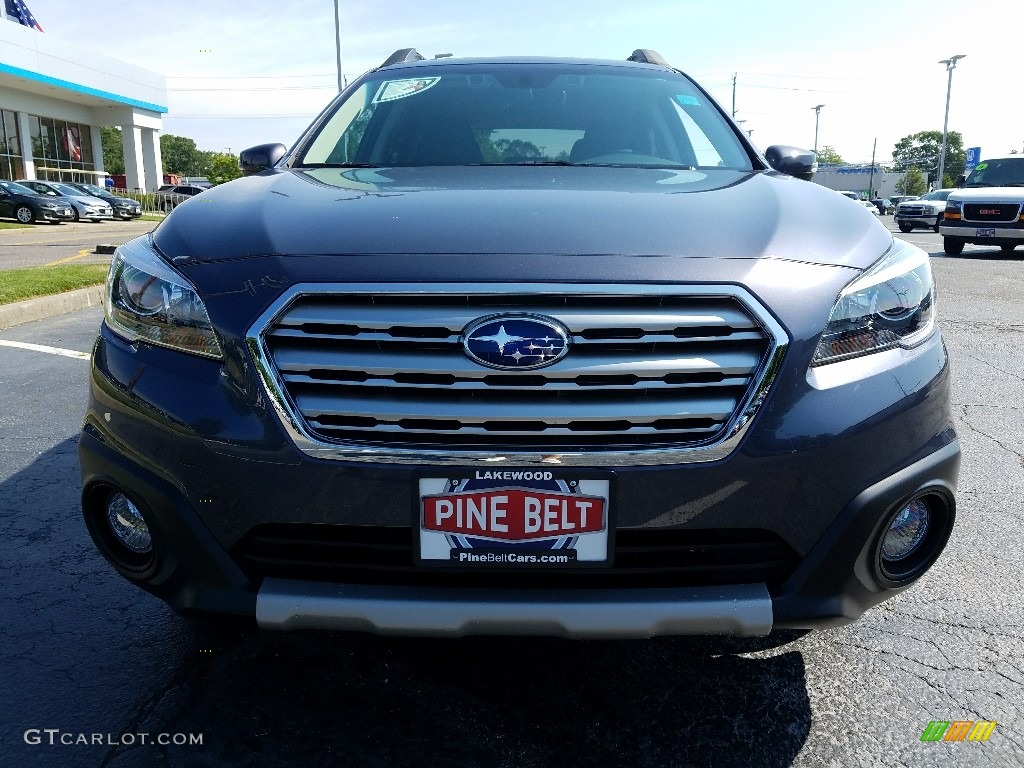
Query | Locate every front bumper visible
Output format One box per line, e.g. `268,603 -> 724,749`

78,319 -> 960,637
39,208 -> 74,222
940,223 -> 1024,242
895,213 -> 941,228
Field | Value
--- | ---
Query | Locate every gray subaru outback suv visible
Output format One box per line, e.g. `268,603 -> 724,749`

78,49 -> 958,638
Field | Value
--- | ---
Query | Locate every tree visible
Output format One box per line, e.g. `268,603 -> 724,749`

815,145 -> 844,165
892,130 -> 965,188
160,134 -> 207,176
100,127 -> 125,174
208,153 -> 242,186
895,167 -> 927,196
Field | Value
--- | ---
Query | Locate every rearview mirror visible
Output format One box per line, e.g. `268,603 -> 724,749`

765,145 -> 817,181
240,143 -> 288,176
954,173 -> 966,188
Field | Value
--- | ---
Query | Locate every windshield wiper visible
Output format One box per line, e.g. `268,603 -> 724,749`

470,160 -> 580,166
301,162 -> 381,169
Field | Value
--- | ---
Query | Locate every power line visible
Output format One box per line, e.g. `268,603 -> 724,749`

168,85 -> 336,92
164,114 -> 314,120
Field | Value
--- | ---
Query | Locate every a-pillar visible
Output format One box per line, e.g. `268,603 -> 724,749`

141,128 -> 163,192
121,124 -> 145,191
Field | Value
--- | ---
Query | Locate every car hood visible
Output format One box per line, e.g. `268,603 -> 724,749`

152,166 -> 891,270
949,187 -> 1024,203
899,198 -> 945,209
23,194 -> 74,206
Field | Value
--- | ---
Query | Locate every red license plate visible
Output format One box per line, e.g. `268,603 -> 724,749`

417,474 -> 611,567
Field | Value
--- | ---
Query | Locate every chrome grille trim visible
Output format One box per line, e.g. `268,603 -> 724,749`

246,283 -> 789,466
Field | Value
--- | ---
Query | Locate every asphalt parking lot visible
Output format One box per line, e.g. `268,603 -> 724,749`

1,221 -> 1022,766
0,219 -> 155,271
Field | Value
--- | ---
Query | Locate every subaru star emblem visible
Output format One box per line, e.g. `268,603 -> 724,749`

463,315 -> 571,370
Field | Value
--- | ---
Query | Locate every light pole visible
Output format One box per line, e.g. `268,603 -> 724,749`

937,54 -> 965,189
812,104 -> 825,157
334,0 -> 345,92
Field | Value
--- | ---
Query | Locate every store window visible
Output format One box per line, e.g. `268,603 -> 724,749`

0,110 -> 24,179
28,114 -> 96,182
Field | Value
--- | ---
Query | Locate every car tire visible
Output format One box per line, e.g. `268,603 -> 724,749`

1000,244 -> 1017,253
14,205 -> 34,224
943,237 -> 965,256
72,208 -> 81,222
933,217 -> 942,233
898,222 -> 913,233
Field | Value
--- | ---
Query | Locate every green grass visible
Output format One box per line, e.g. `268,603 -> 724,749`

140,214 -> 164,222
0,222 -> 31,230
0,264 -> 109,305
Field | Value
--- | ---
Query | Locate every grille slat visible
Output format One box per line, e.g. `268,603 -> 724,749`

296,390 -> 737,425
273,345 -> 764,380
272,302 -> 759,334
232,524 -> 800,589
281,373 -> 750,391
262,290 -> 774,451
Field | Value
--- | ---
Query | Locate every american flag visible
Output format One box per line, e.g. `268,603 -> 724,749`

6,0 -> 44,32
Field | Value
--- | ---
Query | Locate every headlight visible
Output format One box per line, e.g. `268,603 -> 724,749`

944,200 -> 962,215
40,202 -> 58,210
105,236 -> 222,359
812,239 -> 934,366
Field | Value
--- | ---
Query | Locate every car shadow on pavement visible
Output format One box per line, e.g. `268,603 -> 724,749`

0,439 -> 812,768
949,248 -> 1024,261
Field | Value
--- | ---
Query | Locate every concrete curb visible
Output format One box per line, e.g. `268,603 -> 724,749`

0,284 -> 105,331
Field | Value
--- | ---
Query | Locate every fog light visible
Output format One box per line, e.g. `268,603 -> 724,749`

106,493 -> 152,554
881,499 -> 930,561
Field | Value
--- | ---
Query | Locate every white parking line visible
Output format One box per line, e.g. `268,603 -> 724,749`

0,339 -> 91,360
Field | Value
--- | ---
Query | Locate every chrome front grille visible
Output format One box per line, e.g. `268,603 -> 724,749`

898,205 -> 932,217
253,284 -> 784,458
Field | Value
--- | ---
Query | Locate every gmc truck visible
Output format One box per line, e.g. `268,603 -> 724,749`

940,156 -> 1024,255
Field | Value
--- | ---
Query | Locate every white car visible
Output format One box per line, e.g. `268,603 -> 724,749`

837,190 -> 879,214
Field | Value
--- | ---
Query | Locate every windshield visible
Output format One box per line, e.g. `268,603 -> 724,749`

54,183 -> 86,196
920,190 -> 951,201
77,183 -> 105,195
0,180 -> 38,196
300,63 -> 752,170
964,157 -> 1024,187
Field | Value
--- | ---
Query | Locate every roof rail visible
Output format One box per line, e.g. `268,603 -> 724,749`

626,49 -> 669,67
380,48 -> 426,68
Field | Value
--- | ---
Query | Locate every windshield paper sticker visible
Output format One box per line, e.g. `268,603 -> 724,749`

675,94 -> 701,106
374,78 -> 440,103
974,163 -> 988,170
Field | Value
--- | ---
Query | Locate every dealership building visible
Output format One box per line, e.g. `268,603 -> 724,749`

0,11 -> 167,191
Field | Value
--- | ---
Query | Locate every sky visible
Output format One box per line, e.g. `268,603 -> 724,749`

17,0 -> 1024,163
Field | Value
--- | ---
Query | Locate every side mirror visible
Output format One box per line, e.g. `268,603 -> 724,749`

239,143 -> 288,176
954,173 -> 966,188
765,145 -> 817,181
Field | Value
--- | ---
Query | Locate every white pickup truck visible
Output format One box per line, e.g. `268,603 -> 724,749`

939,156 -> 1024,255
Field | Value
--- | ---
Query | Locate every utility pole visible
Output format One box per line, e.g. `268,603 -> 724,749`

334,0 -> 345,92
937,54 -> 965,189
731,73 -> 737,118
868,138 -> 877,200
812,104 -> 825,156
